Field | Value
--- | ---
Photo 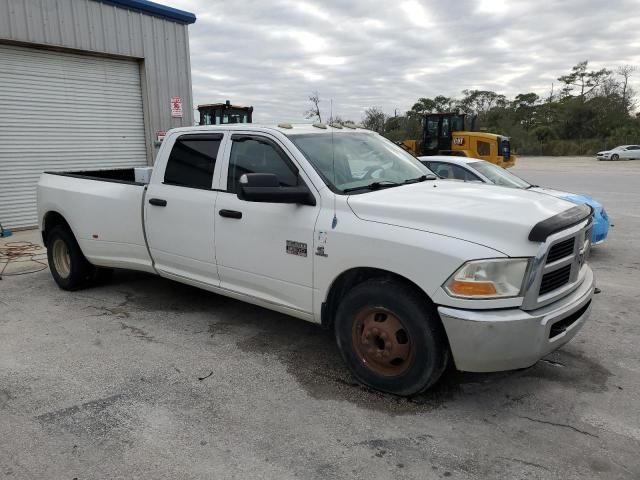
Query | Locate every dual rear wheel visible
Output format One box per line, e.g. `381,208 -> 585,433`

46,226 -> 112,290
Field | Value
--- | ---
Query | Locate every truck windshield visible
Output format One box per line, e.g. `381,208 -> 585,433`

468,161 -> 531,189
288,132 -> 433,194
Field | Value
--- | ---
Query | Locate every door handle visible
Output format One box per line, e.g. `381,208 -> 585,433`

148,198 -> 167,207
219,209 -> 242,219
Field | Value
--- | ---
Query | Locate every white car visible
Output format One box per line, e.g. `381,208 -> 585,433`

37,124 -> 594,396
596,145 -> 640,161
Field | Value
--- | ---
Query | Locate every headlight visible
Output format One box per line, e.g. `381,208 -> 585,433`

444,258 -> 530,299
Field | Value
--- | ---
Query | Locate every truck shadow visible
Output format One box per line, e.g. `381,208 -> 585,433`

103,269 -> 611,415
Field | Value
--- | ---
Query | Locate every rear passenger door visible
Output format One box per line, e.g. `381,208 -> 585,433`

145,133 -> 223,286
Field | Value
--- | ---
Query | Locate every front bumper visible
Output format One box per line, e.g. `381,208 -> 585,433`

438,266 -> 595,372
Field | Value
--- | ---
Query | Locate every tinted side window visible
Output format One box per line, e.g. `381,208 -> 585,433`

450,165 -> 480,181
477,140 -> 491,157
164,135 -> 221,189
429,162 -> 453,179
228,137 -> 298,193
428,162 -> 479,181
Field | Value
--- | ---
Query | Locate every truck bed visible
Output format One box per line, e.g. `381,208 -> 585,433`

38,171 -> 154,272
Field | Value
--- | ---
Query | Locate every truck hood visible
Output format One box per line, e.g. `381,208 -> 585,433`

347,181 -> 576,256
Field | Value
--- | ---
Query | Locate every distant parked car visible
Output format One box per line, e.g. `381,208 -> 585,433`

596,145 -> 640,161
420,156 -> 610,244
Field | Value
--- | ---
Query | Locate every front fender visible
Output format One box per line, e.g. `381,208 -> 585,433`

312,209 -> 504,322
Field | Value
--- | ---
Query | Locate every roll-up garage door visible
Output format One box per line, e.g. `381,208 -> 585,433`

0,44 -> 148,229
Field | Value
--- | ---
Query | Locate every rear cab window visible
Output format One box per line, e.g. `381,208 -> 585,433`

164,134 -> 223,189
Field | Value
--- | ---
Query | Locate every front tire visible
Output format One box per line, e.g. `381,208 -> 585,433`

46,225 -> 94,290
611,154 -> 619,161
334,279 -> 449,396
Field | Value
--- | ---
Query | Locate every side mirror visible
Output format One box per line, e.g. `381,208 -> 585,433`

238,173 -> 316,206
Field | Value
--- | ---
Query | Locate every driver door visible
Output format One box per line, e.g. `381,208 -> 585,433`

623,146 -> 640,159
214,133 -> 320,315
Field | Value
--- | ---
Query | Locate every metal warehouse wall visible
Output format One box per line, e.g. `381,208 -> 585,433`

0,0 -> 194,164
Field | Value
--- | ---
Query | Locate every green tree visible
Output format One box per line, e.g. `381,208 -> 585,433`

362,107 -> 387,133
558,61 -> 611,103
512,93 -> 540,131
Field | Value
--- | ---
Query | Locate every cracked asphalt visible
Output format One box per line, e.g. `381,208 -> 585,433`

1,156 -> 639,479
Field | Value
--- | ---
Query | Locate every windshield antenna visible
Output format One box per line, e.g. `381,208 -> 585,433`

330,99 -> 338,229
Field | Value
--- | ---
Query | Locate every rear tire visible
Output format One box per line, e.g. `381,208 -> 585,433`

334,278 -> 450,396
46,225 -> 94,290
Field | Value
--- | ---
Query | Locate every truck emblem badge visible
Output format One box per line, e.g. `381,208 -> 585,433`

286,240 -> 307,257
315,231 -> 328,257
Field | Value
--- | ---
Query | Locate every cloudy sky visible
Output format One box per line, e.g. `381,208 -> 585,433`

167,0 -> 640,123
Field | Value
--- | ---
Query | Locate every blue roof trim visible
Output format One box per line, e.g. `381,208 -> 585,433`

99,0 -> 196,24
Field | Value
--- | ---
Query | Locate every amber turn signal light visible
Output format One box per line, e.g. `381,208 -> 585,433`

448,280 -> 497,297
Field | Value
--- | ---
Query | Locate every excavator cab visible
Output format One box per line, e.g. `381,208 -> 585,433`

421,113 -> 468,156
198,100 -> 253,125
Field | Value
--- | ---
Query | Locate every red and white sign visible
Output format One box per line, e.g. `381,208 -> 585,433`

171,96 -> 183,118
156,131 -> 167,142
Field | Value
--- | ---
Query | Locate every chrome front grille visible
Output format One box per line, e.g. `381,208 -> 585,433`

539,264 -> 572,295
546,238 -> 575,263
521,218 -> 592,310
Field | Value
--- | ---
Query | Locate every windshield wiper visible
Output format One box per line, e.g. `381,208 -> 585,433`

343,175 -> 437,194
403,174 -> 436,184
343,180 -> 401,193
525,184 -> 539,189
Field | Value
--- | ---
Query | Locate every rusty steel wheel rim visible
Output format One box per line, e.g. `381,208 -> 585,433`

351,307 -> 414,377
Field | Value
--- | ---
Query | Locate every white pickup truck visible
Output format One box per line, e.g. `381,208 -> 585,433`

37,124 -> 595,396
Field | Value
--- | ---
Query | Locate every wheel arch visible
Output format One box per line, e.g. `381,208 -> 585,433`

42,211 -> 72,245
321,267 -> 438,330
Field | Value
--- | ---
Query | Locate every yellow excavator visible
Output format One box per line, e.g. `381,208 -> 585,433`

401,113 -> 516,168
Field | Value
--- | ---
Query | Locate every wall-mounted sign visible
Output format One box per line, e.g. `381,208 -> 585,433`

156,131 -> 167,142
171,96 -> 183,118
